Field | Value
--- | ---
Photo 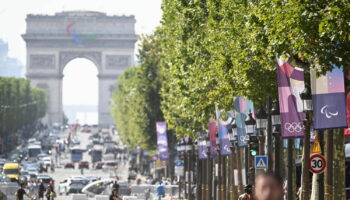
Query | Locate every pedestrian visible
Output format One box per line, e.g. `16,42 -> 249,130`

44,185 -> 56,200
16,183 -> 31,200
109,188 -> 121,200
254,172 -> 283,200
238,185 -> 253,200
38,180 -> 46,200
112,180 -> 119,191
156,182 -> 165,200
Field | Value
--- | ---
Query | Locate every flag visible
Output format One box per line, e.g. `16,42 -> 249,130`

156,122 -> 169,160
198,140 -> 208,159
277,60 -> 305,138
216,110 -> 234,155
233,97 -> 254,147
208,120 -> 218,158
311,67 -> 347,129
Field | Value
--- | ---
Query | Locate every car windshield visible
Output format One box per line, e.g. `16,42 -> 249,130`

71,179 -> 88,185
4,169 -> 19,174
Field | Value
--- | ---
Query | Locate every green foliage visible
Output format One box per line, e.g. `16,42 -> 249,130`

0,77 -> 47,138
111,33 -> 163,150
159,0 -> 350,138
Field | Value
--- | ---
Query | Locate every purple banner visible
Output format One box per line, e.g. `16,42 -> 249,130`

311,67 -> 347,129
198,140 -> 208,159
277,60 -> 305,138
156,122 -> 169,160
234,97 -> 254,147
216,110 -> 233,155
208,121 -> 218,158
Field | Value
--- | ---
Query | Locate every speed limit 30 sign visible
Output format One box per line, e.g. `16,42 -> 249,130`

309,154 -> 326,174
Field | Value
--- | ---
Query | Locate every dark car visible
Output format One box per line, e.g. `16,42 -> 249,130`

78,161 -> 89,169
95,162 -> 104,170
64,162 -> 75,169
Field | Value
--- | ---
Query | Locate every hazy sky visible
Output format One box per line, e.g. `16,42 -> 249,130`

0,0 -> 162,63
1,0 -> 162,120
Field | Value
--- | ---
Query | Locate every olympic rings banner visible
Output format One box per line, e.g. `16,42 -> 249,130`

156,122 -> 169,160
233,97 -> 254,147
311,67 -> 347,130
277,60 -> 305,138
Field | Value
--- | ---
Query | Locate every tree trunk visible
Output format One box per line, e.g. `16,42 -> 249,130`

332,129 -> 346,200
324,130 -> 333,200
300,112 -> 311,200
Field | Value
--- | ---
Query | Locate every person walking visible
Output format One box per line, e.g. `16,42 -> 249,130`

44,185 -> 56,200
156,182 -> 165,200
38,180 -> 46,200
16,183 -> 31,200
0,189 -> 7,200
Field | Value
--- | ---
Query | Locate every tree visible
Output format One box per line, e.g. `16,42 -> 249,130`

111,33 -> 164,150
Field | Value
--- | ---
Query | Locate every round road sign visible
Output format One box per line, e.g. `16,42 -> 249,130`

309,154 -> 326,174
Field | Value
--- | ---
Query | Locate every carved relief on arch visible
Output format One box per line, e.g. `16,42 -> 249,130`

59,51 -> 102,72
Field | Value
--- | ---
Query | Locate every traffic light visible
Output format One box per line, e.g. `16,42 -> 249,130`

249,136 -> 259,156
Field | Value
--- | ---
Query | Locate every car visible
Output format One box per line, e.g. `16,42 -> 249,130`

102,161 -> 118,169
85,176 -> 100,183
59,177 -> 89,195
37,175 -> 54,187
128,171 -> 137,181
78,161 -> 89,169
81,127 -> 91,133
64,162 -> 75,169
42,157 -> 52,167
95,162 -> 104,170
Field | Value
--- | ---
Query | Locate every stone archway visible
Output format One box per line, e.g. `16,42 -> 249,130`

22,11 -> 137,126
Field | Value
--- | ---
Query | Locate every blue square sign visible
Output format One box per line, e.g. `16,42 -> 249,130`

255,156 -> 268,169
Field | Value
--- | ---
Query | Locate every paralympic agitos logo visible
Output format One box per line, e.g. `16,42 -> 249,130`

65,22 -> 97,44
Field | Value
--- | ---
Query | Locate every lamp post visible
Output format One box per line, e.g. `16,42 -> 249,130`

229,121 -> 238,200
184,139 -> 193,200
300,86 -> 312,200
177,140 -> 185,199
245,112 -> 256,185
271,102 -> 282,178
255,106 -> 267,155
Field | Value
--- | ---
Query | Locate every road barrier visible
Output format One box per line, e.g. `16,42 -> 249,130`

0,182 -> 18,200
71,193 -> 88,200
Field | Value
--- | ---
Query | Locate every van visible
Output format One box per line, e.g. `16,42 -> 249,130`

3,163 -> 20,181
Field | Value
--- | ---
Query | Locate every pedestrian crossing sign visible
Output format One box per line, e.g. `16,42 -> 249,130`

255,155 -> 268,169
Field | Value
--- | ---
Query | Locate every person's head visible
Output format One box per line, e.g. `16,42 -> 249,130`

244,184 -> 253,194
20,183 -> 26,188
254,172 -> 283,200
112,189 -> 118,195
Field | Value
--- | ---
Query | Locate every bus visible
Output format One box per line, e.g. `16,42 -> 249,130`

91,145 -> 103,164
71,147 -> 85,162
28,144 -> 42,160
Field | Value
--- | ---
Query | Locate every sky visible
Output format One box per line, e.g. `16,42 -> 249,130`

1,0 -> 163,123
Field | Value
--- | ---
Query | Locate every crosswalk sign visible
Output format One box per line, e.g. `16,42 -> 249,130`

255,155 -> 268,169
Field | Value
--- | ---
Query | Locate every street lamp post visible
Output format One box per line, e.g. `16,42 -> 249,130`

229,122 -> 238,200
300,86 -> 312,200
245,112 -> 256,185
271,102 -> 282,179
255,106 -> 268,155
177,140 -> 185,199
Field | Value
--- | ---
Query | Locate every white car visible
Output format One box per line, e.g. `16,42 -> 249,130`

59,177 -> 89,195
42,157 -> 52,166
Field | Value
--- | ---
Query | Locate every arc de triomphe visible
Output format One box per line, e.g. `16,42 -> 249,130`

22,11 -> 137,126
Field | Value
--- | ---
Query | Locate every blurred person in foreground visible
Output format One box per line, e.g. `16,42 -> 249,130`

254,172 -> 283,200
109,188 -> 121,200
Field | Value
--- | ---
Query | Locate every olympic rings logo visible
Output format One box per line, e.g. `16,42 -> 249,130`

239,135 -> 249,142
284,122 -> 303,133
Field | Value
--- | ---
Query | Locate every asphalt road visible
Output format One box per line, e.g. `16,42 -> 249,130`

41,129 -> 129,200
